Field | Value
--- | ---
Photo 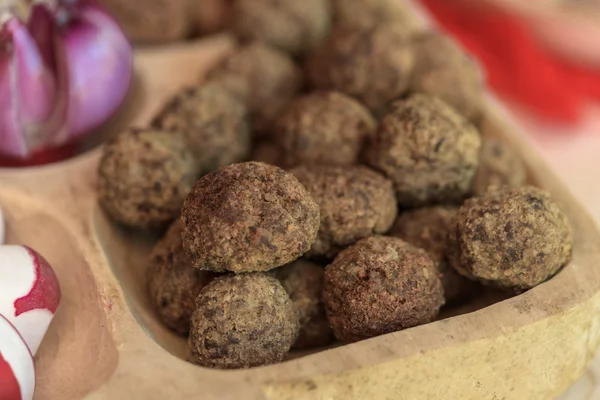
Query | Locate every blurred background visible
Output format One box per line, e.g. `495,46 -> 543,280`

417,0 -> 600,225
0,0 -> 600,221
5,0 -> 600,218
102,0 -> 600,224
2,4 -> 599,239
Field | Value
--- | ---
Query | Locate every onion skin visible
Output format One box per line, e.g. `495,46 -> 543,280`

0,14 -> 56,158
0,1 -> 132,159
59,1 -> 133,138
27,1 -> 70,150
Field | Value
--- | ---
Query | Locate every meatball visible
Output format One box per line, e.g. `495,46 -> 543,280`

205,42 -> 302,135
323,236 -> 444,343
230,0 -> 331,56
189,273 -> 299,369
274,91 -> 376,168
472,138 -> 527,196
189,0 -> 230,35
366,94 -> 481,206
390,206 -> 479,303
410,32 -> 484,122
306,24 -> 414,114
274,260 -> 333,349
146,220 -> 215,334
182,162 -> 320,273
248,140 -> 282,166
97,128 -> 196,229
152,83 -> 251,174
447,186 -> 573,291
98,0 -> 189,43
291,165 -> 398,259
331,0 -> 421,30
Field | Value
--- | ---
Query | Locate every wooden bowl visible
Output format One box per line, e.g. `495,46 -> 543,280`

1,30 -> 600,400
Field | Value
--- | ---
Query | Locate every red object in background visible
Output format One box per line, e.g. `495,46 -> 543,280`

0,142 -> 77,167
420,0 -> 600,124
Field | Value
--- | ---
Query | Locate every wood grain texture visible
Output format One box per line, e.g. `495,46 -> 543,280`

0,31 -> 598,400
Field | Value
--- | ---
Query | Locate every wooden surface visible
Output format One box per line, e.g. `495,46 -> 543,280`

504,105 -> 600,400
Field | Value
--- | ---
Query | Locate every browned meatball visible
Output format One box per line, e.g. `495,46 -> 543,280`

366,94 -> 481,206
306,24 -> 414,114
323,236 -> 444,342
472,138 -> 527,196
390,206 -> 480,303
189,273 -> 299,369
274,91 -> 376,168
230,0 -> 331,56
182,162 -> 320,273
205,42 -> 303,135
331,0 -> 421,30
147,220 -> 216,334
189,0 -> 230,35
447,186 -> 573,291
410,32 -> 484,121
97,128 -> 196,229
274,260 -> 334,349
98,0 -> 190,43
152,83 -> 251,175
248,140 -> 281,166
291,165 -> 398,259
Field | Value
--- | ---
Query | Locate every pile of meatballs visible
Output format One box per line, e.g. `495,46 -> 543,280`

97,0 -> 573,370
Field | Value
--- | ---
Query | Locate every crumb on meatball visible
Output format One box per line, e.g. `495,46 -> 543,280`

291,165 -> 398,259
274,260 -> 334,349
189,273 -> 299,369
182,162 -> 320,273
205,42 -> 303,136
472,138 -> 527,196
274,91 -> 376,168
230,0 -> 331,56
248,140 -> 281,166
152,83 -> 251,174
447,186 -> 573,291
306,23 -> 414,114
147,220 -> 216,334
410,32 -> 484,121
99,0 -> 190,43
189,0 -> 230,36
390,206 -> 480,303
97,128 -> 197,229
323,236 -> 444,343
331,0 -> 422,31
366,94 -> 481,206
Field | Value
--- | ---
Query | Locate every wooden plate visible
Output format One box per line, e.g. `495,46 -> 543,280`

1,30 -> 600,400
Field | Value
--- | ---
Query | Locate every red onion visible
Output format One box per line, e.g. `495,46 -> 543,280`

0,0 -> 133,160
0,11 -> 56,158
52,0 -> 133,139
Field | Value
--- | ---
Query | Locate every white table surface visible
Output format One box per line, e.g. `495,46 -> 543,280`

504,101 -> 600,400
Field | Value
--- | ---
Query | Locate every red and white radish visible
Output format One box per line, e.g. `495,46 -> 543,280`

0,314 -> 35,400
0,245 -> 61,354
